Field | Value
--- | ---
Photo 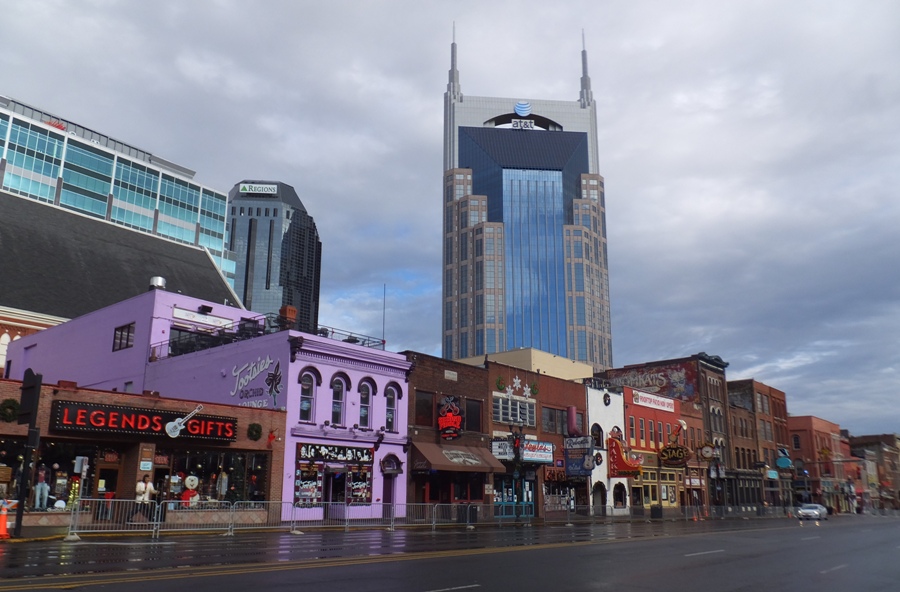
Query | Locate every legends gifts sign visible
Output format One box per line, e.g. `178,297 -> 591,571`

50,400 -> 237,442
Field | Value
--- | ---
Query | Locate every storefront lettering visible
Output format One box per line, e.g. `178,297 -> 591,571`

659,444 -> 693,467
51,401 -> 237,442
437,396 -> 462,440
239,387 -> 266,400
297,443 -> 373,463
230,355 -> 274,397
62,406 -> 163,431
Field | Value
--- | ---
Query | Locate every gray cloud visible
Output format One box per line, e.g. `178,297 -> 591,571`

4,0 -> 899,434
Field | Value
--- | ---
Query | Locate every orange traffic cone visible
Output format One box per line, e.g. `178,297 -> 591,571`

0,505 -> 10,539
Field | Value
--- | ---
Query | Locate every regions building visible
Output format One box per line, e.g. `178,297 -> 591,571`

441,37 -> 612,371
227,181 -> 322,332
0,95 -> 233,279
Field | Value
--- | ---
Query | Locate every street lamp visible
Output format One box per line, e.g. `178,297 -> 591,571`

753,461 -> 768,513
508,421 -> 525,523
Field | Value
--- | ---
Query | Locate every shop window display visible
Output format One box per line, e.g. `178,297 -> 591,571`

0,439 -> 100,510
156,450 -> 269,504
294,443 -> 375,505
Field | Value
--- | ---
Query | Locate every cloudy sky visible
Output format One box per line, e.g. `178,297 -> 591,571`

4,1 -> 899,434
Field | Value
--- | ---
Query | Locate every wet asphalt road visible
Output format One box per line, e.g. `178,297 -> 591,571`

1,516 -> 896,591
1,519 -> 790,578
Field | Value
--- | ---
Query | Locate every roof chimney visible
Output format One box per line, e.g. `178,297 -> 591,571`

149,276 -> 167,291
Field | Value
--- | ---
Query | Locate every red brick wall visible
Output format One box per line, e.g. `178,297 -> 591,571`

0,378 -> 285,502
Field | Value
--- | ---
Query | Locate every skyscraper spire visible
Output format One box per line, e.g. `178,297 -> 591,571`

447,22 -> 461,99
579,29 -> 593,107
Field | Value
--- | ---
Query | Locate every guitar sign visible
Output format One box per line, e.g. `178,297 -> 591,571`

165,405 -> 204,438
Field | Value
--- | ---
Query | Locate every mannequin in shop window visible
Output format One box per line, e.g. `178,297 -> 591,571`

216,467 -> 229,500
33,463 -> 51,511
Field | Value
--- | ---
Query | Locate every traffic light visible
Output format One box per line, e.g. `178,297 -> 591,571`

510,434 -> 522,462
18,368 -> 42,426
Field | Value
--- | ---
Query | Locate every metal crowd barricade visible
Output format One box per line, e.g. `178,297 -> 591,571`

66,498 -> 159,539
290,501 -> 350,530
156,499 -> 232,535
344,502 -> 394,530
392,503 -> 432,528
231,501 -> 295,532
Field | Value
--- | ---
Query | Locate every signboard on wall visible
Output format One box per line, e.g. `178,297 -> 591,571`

50,401 -> 237,442
437,396 -> 463,440
297,443 -> 373,463
239,183 -> 278,194
492,439 -> 514,461
630,389 -> 676,412
565,448 -> 594,477
521,441 -> 553,464
604,361 -> 699,402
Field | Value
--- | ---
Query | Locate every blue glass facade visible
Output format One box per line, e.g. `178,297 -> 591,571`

0,98 -> 230,282
455,127 -> 590,360
2,118 -> 63,203
501,169 -> 568,355
112,159 -> 158,232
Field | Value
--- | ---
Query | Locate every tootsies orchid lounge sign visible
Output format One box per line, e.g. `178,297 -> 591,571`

50,401 -> 237,442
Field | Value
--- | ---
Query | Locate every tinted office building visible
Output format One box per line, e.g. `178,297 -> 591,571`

227,181 -> 321,332
442,37 -> 612,371
0,96 -> 232,279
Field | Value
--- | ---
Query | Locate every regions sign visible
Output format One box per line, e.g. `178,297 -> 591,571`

239,183 -> 278,194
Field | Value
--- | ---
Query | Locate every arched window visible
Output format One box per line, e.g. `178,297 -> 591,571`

331,377 -> 346,426
385,384 -> 398,432
792,434 -> 801,450
299,373 -> 315,422
358,382 -> 372,428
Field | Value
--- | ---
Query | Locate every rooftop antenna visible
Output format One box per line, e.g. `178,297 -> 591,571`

579,28 -> 593,107
381,283 -> 386,345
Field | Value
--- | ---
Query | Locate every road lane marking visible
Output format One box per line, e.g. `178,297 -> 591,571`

76,541 -> 176,546
0,542 -> 591,590
820,564 -> 847,574
684,549 -> 725,557
800,536 -> 820,541
424,586 -> 481,592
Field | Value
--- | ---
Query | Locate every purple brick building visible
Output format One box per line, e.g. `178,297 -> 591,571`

6,283 -> 412,513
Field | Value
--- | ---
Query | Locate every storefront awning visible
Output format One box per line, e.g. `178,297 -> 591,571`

411,442 -> 505,473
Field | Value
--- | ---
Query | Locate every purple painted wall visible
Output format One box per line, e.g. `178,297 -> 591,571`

5,287 -> 412,505
5,289 -> 252,392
